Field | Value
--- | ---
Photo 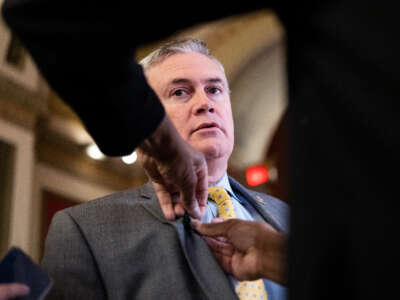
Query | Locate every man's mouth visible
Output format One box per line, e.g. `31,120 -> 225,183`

191,122 -> 220,134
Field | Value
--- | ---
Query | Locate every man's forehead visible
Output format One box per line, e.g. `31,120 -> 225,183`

151,52 -> 224,75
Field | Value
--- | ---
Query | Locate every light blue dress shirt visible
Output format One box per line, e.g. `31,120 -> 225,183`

202,173 -> 287,300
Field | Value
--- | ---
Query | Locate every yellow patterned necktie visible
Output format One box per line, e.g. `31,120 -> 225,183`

208,186 -> 268,300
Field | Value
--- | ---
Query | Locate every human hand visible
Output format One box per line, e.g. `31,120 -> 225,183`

192,218 -> 288,285
0,283 -> 29,300
138,115 -> 208,220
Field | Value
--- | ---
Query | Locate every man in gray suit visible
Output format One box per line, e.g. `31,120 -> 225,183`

41,38 -> 289,300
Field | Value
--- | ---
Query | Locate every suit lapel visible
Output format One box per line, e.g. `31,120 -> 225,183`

172,219 -> 238,300
139,182 -> 237,300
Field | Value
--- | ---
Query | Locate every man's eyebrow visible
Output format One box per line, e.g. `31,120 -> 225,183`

170,78 -> 191,85
169,77 -> 225,85
205,77 -> 229,91
203,77 -> 226,86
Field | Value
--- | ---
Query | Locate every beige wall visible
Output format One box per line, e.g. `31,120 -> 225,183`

0,118 -> 34,256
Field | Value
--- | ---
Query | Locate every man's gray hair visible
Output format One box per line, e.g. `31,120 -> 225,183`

139,38 -> 224,72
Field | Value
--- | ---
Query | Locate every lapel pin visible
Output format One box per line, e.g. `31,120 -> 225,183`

255,195 -> 265,204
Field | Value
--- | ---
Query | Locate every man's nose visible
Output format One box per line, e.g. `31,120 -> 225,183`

193,92 -> 215,115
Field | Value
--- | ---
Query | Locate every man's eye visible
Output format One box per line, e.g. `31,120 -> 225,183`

207,87 -> 222,94
172,89 -> 188,97
174,90 -> 185,96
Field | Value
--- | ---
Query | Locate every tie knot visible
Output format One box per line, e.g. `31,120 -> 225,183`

208,186 -> 236,219
208,186 -> 231,205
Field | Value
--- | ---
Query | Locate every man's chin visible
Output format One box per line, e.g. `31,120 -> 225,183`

195,144 -> 223,160
189,137 -> 232,160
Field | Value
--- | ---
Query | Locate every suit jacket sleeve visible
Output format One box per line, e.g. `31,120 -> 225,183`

41,210 -> 106,300
0,1 -> 267,156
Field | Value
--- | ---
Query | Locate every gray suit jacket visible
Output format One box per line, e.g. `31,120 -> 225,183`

41,177 -> 289,300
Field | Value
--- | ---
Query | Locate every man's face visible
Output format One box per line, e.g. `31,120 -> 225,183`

146,52 -> 234,162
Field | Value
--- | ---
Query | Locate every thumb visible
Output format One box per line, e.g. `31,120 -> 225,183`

211,218 -> 225,224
